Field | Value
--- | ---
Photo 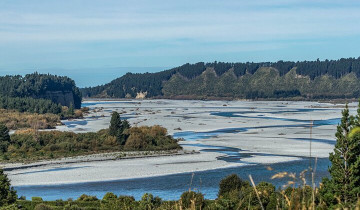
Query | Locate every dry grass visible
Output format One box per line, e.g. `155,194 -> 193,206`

0,109 -> 61,130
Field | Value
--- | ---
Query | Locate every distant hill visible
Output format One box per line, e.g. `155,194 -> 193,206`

81,57 -> 360,100
0,73 -> 82,109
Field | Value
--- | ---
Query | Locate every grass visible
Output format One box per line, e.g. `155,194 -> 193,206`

0,109 -> 61,130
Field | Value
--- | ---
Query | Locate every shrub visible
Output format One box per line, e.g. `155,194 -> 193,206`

32,197 -> 43,202
34,203 -> 53,210
102,192 -> 117,201
218,174 -> 247,198
180,191 -> 204,210
139,193 -> 162,209
77,194 -> 98,202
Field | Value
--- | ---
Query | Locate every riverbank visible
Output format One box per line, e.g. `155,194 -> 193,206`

5,99 -> 347,199
1,149 -> 189,171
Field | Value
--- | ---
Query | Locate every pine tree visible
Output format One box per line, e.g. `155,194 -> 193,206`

321,104 -> 360,207
0,124 -> 10,153
67,104 -> 75,116
0,124 -> 10,143
0,169 -> 17,206
109,111 -> 122,136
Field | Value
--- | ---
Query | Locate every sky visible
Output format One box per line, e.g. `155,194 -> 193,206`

0,0 -> 360,87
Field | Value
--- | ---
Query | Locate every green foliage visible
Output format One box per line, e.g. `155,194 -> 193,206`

180,191 -> 204,210
102,192 -> 117,201
0,124 -> 10,153
32,197 -> 43,202
109,112 -> 130,145
218,174 -> 248,199
2,125 -> 180,162
0,169 -> 17,207
139,193 -> 162,210
109,112 -> 121,136
0,96 -> 62,114
34,203 -> 53,210
320,103 -> 360,208
0,72 -> 82,109
77,194 -> 98,202
117,195 -> 136,208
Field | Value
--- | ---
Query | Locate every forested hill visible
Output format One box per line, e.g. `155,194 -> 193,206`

0,73 -> 82,109
81,57 -> 360,100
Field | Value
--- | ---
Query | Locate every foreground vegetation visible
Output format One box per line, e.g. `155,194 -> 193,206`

82,57 -> 360,100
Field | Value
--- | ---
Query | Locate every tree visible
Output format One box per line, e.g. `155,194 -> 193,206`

218,174 -> 248,198
321,104 -> 360,207
180,191 -> 204,210
109,112 -> 122,136
0,124 -> 10,153
0,169 -> 17,206
102,192 -> 117,201
67,104 -> 74,116
116,119 -> 131,145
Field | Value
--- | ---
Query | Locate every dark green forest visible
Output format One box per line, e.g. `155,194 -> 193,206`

81,57 -> 360,100
0,73 -> 82,109
0,96 -> 62,114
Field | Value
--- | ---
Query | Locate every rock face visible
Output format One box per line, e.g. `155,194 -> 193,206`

136,91 -> 147,99
35,91 -> 75,108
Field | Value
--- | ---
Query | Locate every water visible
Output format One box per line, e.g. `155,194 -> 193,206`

14,158 -> 330,201
13,102 -> 337,201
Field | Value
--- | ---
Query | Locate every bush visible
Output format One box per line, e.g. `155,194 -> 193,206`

180,191 -> 204,210
102,192 -> 117,201
77,194 -> 98,202
139,193 -> 162,209
218,174 -> 247,198
64,204 -> 82,210
118,195 -> 135,207
32,197 -> 43,202
34,203 -> 53,210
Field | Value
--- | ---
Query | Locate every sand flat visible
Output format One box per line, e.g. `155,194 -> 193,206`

6,100 -> 354,186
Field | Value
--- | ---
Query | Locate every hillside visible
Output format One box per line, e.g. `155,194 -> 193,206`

0,73 -> 82,109
81,57 -> 360,100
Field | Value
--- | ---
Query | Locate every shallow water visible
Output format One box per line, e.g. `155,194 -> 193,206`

14,101 -> 337,201
14,158 -> 330,201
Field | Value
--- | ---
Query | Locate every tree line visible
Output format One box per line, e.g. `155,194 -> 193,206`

0,96 -> 62,114
81,57 -> 360,99
0,72 -> 82,109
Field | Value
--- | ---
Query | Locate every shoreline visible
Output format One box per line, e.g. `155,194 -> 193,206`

82,97 -> 358,104
1,149 -> 194,171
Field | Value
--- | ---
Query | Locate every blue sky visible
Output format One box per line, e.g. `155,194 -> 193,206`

0,0 -> 360,87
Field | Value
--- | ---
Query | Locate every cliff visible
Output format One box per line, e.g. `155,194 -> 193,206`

35,91 -> 76,108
